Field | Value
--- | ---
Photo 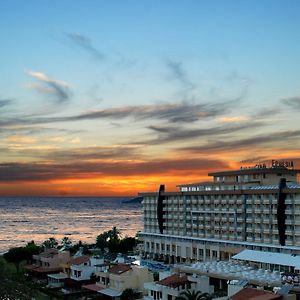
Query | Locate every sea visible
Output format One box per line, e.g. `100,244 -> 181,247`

0,197 -> 143,254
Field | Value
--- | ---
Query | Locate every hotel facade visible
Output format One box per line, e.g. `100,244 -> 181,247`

140,161 -> 300,264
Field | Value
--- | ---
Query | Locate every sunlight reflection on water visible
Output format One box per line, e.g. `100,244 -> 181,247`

0,197 -> 142,253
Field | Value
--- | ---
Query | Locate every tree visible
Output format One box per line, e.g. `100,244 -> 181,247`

61,236 -> 72,249
96,227 -> 121,252
96,231 -> 110,251
119,237 -> 137,253
25,240 -> 41,257
176,290 -> 212,300
0,257 -> 13,280
109,226 -> 121,241
42,237 -> 58,249
121,288 -> 136,300
3,247 -> 31,273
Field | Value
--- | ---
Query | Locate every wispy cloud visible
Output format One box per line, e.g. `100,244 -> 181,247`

2,145 -> 141,162
180,130 -> 300,153
0,157 -> 229,182
145,121 -> 264,145
255,107 -> 281,119
0,100 -> 239,127
27,71 -> 71,104
65,100 -> 237,124
218,116 -> 249,123
0,98 -> 13,108
6,135 -> 36,144
65,32 -> 105,60
0,126 -> 82,137
166,59 -> 194,89
281,96 -> 300,110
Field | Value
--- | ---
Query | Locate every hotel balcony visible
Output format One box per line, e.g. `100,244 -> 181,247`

286,230 -> 294,235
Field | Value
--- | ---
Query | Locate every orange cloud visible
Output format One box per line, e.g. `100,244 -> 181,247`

6,135 -> 36,144
219,116 -> 249,123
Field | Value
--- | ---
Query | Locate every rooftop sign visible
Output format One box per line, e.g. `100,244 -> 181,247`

272,160 -> 294,169
241,160 -> 295,170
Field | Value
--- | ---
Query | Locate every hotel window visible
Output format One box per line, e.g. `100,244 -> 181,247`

206,249 -> 210,257
193,247 -> 197,256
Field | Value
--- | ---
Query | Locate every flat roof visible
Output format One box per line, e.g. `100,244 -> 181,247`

208,167 -> 300,177
139,186 -> 300,196
232,249 -> 300,269
231,287 -> 281,300
83,283 -> 103,292
48,273 -> 68,280
177,181 -> 260,187
99,288 -> 122,297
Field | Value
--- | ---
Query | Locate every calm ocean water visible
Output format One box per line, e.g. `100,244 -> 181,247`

0,197 -> 143,254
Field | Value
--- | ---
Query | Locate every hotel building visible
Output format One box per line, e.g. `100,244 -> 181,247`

140,161 -> 300,264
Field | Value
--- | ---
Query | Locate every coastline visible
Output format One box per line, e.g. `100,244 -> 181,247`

0,196 -> 143,254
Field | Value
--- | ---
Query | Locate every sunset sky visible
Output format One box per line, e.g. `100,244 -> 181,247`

1,0 -> 300,196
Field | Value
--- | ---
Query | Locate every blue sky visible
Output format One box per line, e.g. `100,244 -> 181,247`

1,0 -> 300,195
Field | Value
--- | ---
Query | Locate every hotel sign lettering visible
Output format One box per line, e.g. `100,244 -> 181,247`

272,160 -> 294,168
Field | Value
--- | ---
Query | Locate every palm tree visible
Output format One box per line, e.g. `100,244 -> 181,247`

176,290 -> 212,300
42,237 -> 58,249
61,236 -> 72,249
109,226 -> 121,241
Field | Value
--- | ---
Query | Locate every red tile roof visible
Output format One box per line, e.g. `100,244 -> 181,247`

231,287 -> 282,300
24,264 -> 40,270
109,264 -> 131,274
70,255 -> 90,265
39,249 -> 59,258
83,283 -> 104,292
158,274 -> 190,288
31,267 -> 63,273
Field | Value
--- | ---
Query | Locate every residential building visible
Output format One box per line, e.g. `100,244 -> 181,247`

140,162 -> 300,264
61,255 -> 105,294
144,272 -> 214,300
32,248 -> 70,269
95,263 -> 154,298
70,256 -> 103,281
25,248 -> 70,279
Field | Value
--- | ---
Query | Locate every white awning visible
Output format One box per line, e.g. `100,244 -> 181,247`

98,288 -> 123,297
232,250 -> 300,269
47,273 -> 68,280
